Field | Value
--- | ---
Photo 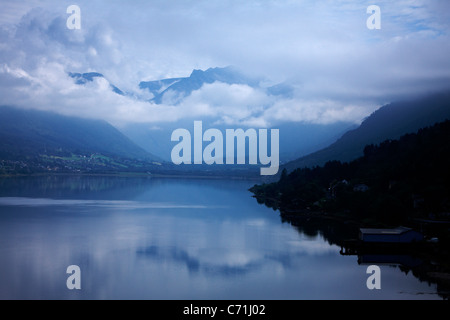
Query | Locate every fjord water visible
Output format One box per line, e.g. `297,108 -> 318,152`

0,176 -> 440,300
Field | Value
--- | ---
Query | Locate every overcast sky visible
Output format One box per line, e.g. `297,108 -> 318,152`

1,0 -> 450,127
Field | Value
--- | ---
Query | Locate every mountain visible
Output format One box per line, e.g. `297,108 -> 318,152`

283,90 -> 450,172
139,66 -> 260,104
0,106 -> 155,161
67,67 -> 340,163
130,66 -> 351,162
139,66 -> 294,104
69,72 -> 125,95
251,118 -> 450,226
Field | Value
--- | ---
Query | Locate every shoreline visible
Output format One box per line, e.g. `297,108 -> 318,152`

271,204 -> 450,294
0,171 -> 266,181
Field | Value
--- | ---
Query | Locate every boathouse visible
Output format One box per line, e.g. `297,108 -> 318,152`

359,226 -> 423,243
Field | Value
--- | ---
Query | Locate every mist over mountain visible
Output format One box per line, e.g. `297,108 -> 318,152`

140,67 -> 257,104
2,66 -> 357,168
69,72 -> 125,96
283,90 -> 450,172
124,66 -> 354,162
9,66 -> 450,175
139,66 -> 294,104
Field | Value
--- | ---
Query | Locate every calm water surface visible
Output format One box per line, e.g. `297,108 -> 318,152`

0,176 -> 442,299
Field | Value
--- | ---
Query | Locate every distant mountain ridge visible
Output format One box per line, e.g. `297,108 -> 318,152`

67,67 -> 353,163
70,67 -> 294,105
65,69 -> 450,172
283,90 -> 450,172
139,66 -> 256,104
139,66 -> 294,104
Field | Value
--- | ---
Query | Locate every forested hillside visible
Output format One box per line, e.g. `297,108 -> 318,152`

251,119 -> 450,226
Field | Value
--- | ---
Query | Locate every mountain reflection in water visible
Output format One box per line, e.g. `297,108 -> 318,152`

0,176 -> 445,299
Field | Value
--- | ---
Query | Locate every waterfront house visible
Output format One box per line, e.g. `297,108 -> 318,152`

359,226 -> 423,243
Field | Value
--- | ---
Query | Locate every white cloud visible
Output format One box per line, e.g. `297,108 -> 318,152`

0,0 -> 450,128
181,82 -> 269,124
263,99 -> 372,125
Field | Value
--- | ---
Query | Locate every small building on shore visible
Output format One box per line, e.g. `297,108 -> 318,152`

359,226 -> 423,244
